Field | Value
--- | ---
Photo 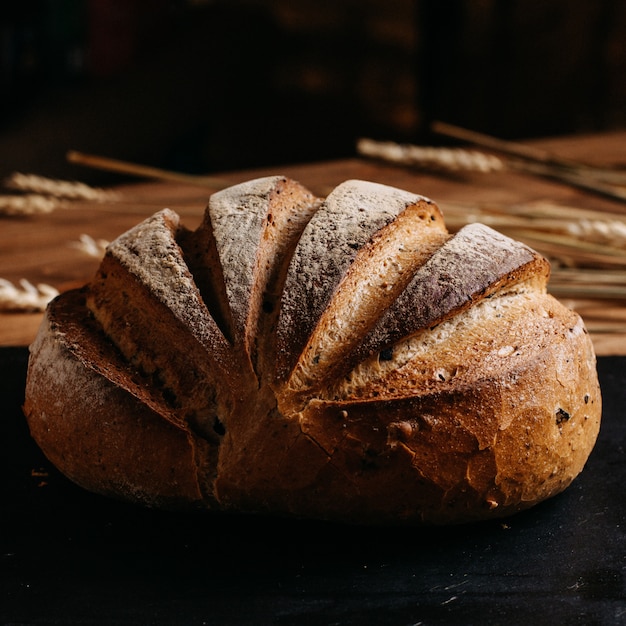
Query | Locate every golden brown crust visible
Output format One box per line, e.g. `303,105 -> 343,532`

23,178 -> 602,525
297,296 -> 600,524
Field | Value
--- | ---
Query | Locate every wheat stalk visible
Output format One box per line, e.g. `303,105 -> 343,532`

69,234 -> 110,258
440,199 -> 626,269
431,121 -> 626,203
565,218 -> 626,247
66,150 -> 230,189
356,138 -> 505,173
0,194 -> 63,216
0,278 -> 58,312
0,233 -> 108,313
6,172 -> 120,202
358,128 -> 626,203
439,197 -> 626,306
0,172 -> 122,217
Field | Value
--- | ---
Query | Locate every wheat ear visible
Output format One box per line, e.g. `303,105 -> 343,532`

6,172 -> 119,202
0,279 -> 59,312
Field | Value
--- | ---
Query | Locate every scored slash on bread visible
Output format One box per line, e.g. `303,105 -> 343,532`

350,222 -> 551,372
86,208 -> 235,439
276,180 -> 448,400
26,288 -> 208,508
23,176 -> 601,525
191,177 -> 321,381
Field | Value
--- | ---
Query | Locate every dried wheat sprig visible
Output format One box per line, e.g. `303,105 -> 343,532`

6,172 -> 120,202
66,150 -> 230,190
495,228 -> 626,269
565,218 -> 626,247
552,267 -> 626,284
490,199 -> 626,222
440,199 -> 626,256
444,213 -> 626,261
549,280 -> 626,299
432,121 -> 626,186
431,121 -> 626,203
0,278 -> 58,312
444,201 -> 626,245
0,194 -> 63,216
549,267 -> 626,301
69,234 -> 110,258
359,127 -> 626,202
356,138 -> 505,173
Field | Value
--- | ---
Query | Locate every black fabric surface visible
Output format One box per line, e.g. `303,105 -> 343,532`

1,347 -> 624,625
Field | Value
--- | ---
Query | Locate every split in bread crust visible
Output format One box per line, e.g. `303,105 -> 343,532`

23,177 -> 601,525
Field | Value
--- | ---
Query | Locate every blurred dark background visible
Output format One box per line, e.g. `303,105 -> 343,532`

1,0 -> 625,185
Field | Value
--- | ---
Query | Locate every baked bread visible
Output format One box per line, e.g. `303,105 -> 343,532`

23,176 -> 601,525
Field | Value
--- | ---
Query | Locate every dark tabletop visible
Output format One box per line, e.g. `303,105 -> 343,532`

1,347 -> 625,626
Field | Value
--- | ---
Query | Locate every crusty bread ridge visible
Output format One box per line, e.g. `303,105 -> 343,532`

23,176 -> 601,525
25,288 -> 207,509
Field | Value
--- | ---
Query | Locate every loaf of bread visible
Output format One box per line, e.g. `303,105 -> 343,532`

23,177 -> 601,525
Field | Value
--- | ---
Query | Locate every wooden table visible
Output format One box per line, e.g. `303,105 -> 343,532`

2,130 -> 626,353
